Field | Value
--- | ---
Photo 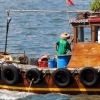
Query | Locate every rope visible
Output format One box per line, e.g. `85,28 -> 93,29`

72,68 -> 79,77
43,70 -> 51,78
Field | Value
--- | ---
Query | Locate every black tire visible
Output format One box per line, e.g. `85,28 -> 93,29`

79,67 -> 98,86
52,68 -> 72,87
26,68 -> 43,84
1,65 -> 19,86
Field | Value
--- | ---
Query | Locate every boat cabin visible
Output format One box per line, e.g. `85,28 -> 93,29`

67,12 -> 100,68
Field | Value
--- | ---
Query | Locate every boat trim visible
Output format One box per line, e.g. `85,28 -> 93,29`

0,85 -> 100,92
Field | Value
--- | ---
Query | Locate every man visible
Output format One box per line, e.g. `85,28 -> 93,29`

55,32 -> 71,55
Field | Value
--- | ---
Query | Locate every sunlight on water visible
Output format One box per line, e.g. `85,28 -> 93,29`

0,89 -> 70,100
0,89 -> 32,100
0,89 -> 100,100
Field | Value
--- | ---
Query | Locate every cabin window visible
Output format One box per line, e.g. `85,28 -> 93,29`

95,26 -> 100,42
77,27 -> 91,42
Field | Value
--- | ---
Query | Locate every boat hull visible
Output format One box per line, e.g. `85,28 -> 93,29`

0,71 -> 100,95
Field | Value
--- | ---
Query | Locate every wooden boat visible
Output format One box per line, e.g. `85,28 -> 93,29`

0,10 -> 100,95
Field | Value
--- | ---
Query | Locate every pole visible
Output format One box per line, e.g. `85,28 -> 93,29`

4,17 -> 11,55
6,10 -> 92,13
66,4 -> 72,43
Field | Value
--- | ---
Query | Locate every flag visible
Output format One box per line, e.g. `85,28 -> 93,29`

66,0 -> 75,6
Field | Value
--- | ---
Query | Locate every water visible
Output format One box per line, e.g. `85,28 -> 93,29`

0,0 -> 99,99
1,90 -> 100,100
0,0 -> 90,58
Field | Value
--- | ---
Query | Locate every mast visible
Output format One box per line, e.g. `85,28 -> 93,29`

4,11 -> 11,55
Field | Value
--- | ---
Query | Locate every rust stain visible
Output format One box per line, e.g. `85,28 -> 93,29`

68,43 -> 100,68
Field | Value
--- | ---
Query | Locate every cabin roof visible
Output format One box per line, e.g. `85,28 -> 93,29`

69,12 -> 100,27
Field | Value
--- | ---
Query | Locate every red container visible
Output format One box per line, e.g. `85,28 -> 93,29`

38,61 -> 48,68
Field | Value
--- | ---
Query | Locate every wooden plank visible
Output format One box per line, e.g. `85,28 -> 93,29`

74,27 -> 77,43
67,43 -> 100,68
91,25 -> 95,43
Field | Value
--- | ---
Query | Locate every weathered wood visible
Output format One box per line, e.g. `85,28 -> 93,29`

91,25 -> 95,42
67,43 -> 100,68
73,27 -> 77,43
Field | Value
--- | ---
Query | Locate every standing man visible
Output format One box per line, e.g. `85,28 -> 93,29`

55,32 -> 71,55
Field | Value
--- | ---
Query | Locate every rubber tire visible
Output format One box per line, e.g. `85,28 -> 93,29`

52,68 -> 72,87
79,67 -> 98,87
26,68 -> 43,84
1,65 -> 19,86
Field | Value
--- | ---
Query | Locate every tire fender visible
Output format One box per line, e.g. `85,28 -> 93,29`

1,65 -> 19,85
79,67 -> 98,86
52,68 -> 72,87
26,68 -> 43,84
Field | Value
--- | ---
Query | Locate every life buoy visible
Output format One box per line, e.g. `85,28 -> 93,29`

26,68 -> 43,84
52,68 -> 72,87
79,67 -> 98,86
1,65 -> 19,85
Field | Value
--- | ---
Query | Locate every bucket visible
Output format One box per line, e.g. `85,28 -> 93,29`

38,56 -> 48,68
57,55 -> 71,68
38,61 -> 48,68
48,59 -> 56,68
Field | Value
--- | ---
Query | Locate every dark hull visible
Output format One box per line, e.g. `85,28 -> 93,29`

0,71 -> 100,95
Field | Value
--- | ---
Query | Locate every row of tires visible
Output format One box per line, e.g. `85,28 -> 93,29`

0,65 -> 99,87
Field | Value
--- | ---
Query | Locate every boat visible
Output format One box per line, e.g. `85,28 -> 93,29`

0,10 -> 100,95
